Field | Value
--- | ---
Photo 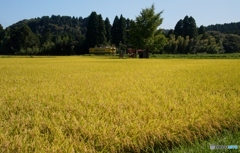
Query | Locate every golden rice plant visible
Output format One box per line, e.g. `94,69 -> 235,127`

0,57 -> 239,152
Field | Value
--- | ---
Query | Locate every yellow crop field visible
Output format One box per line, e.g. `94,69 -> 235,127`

0,56 -> 239,152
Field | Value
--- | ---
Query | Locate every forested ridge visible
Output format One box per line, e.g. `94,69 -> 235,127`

205,22 -> 240,35
0,15 -> 88,55
0,6 -> 240,55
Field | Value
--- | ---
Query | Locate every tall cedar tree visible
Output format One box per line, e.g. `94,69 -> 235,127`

104,18 -> 112,44
97,15 -> 107,46
126,18 -> 131,45
85,12 -> 99,49
111,16 -> 119,46
174,19 -> 184,38
111,15 -> 127,47
175,16 -> 197,38
0,24 -> 3,53
183,16 -> 190,37
0,24 -> 3,40
188,16 -> 198,38
118,15 -> 127,45
129,4 -> 167,53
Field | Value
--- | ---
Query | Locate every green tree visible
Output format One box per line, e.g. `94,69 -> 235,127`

129,4 -> 167,53
19,25 -> 40,50
10,24 -> 40,54
164,34 -> 177,54
0,24 -> 3,40
198,25 -> 206,35
104,18 -> 112,44
97,15 -> 107,46
111,15 -> 127,47
222,34 -> 240,53
1,28 -> 12,54
176,36 -> 185,54
41,28 -> 53,44
118,15 -> 127,45
174,19 -> 184,38
188,16 -> 198,38
111,16 -> 119,46
183,16 -> 190,37
183,36 -> 190,54
126,18 -> 131,46
175,16 -> 198,38
167,29 -> 174,38
84,12 -> 99,49
207,31 -> 225,52
0,24 -> 4,54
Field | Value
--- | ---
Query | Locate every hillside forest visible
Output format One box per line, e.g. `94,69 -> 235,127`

0,5 -> 240,55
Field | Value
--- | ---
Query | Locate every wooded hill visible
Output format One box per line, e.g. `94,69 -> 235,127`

0,8 -> 240,55
205,22 -> 240,35
0,15 -> 89,55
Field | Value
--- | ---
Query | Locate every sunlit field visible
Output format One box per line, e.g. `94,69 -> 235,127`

0,56 -> 239,152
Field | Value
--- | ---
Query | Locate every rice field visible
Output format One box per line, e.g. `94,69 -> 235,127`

0,56 -> 239,152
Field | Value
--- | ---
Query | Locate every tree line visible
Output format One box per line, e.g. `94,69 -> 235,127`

206,22 -> 240,35
164,17 -> 240,54
0,5 -> 240,55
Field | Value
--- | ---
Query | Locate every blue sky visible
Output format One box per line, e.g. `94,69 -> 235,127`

0,0 -> 239,29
